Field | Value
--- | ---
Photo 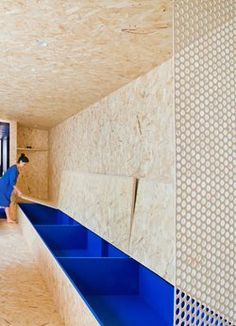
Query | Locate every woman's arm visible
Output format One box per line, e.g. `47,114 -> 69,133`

9,168 -> 22,197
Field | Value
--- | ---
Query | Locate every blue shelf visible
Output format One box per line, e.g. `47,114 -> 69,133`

58,257 -> 173,326
35,225 -> 127,258
19,203 -> 174,326
20,203 -> 78,225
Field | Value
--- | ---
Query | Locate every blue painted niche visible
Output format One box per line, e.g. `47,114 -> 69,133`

19,203 -> 174,326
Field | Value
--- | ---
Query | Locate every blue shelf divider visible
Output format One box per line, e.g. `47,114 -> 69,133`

19,203 -> 174,326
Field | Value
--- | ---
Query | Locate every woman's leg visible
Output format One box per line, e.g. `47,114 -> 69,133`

5,207 -> 16,223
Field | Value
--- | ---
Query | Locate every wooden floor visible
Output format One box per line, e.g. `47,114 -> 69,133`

0,219 -> 64,326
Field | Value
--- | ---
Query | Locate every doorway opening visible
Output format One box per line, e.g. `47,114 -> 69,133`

0,122 -> 10,177
0,121 -> 10,218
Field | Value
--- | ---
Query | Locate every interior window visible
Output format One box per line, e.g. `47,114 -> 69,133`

0,122 -> 10,177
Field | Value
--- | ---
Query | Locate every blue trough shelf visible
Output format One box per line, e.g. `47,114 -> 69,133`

19,203 -> 77,225
35,225 -> 127,258
19,203 -> 174,326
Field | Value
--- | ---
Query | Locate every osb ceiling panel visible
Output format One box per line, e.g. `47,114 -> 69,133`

0,0 -> 172,129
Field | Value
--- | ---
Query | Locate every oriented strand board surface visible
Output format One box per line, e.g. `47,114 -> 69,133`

17,125 -> 49,200
49,58 -> 174,203
17,150 -> 48,200
0,0 -> 172,128
17,124 -> 48,150
0,219 -> 64,326
58,171 -> 135,252
129,179 -> 175,284
18,206 -> 98,326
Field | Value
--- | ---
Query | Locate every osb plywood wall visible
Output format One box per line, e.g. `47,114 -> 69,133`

17,125 -> 48,200
49,58 -> 175,283
49,58 -> 174,200
17,125 -> 48,150
58,172 -> 135,253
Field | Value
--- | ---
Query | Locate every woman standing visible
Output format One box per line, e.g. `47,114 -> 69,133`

0,153 -> 29,223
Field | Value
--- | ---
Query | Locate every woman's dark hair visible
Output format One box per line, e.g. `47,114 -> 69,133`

17,153 -> 29,163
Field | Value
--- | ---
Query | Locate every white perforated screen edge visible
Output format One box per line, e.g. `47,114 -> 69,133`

174,0 -> 235,325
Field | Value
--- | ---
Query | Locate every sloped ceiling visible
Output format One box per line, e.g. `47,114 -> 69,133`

0,0 -> 172,129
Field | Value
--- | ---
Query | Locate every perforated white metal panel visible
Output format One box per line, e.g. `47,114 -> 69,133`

175,0 -> 235,325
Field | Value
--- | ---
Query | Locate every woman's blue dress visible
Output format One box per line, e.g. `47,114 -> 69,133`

0,165 -> 19,208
